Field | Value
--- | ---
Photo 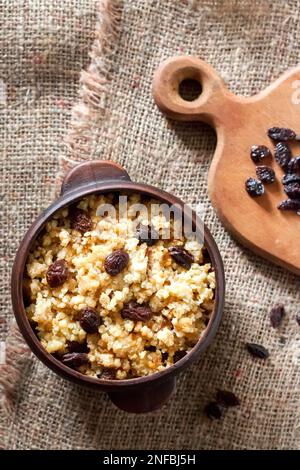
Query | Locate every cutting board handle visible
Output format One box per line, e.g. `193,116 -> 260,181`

153,55 -> 234,126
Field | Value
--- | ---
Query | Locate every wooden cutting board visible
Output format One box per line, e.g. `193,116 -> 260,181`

152,55 -> 300,275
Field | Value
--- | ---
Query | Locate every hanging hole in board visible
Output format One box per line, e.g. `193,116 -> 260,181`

178,78 -> 202,101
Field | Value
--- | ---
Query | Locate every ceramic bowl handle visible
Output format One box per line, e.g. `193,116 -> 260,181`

61,160 -> 131,195
108,377 -> 176,413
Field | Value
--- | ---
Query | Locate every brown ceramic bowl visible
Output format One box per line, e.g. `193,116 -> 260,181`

11,160 -> 225,413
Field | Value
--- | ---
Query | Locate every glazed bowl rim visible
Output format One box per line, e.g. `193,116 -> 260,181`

11,179 -> 225,391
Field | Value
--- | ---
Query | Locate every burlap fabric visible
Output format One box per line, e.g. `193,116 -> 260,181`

1,0 -> 300,450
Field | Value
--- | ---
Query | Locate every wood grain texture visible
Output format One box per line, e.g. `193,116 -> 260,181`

153,56 -> 300,275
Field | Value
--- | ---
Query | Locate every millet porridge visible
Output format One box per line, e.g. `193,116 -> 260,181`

25,193 -> 215,380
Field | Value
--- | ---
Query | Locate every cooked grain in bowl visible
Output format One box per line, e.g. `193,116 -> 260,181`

25,193 -> 215,379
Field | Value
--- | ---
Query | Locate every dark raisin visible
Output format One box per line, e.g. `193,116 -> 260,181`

168,246 -> 194,269
274,142 -> 292,169
66,340 -> 89,353
287,156 -> 300,173
284,182 -> 300,199
246,342 -> 269,359
255,165 -> 275,184
97,368 -> 117,380
46,259 -> 69,288
61,352 -> 89,369
296,314 -> 300,326
161,352 -> 169,362
216,390 -> 240,407
270,303 -> 285,328
250,145 -> 271,163
104,249 -> 129,276
70,208 -> 92,234
277,199 -> 300,211
282,173 -> 300,185
79,308 -> 101,334
121,301 -> 153,322
145,345 -> 156,352
268,127 -> 296,141
173,350 -> 187,363
245,178 -> 265,197
204,402 -> 224,420
135,223 -> 159,246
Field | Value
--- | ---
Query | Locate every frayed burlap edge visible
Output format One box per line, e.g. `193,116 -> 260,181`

58,0 -> 123,183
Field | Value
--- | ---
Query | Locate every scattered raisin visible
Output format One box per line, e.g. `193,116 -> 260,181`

168,246 -> 194,269
268,127 -> 296,141
79,308 -> 101,334
70,208 -> 92,234
61,352 -> 89,369
284,182 -> 300,199
282,173 -> 300,185
274,142 -> 292,169
270,303 -> 285,328
277,199 -> 300,211
287,156 -> 300,173
204,402 -> 224,420
216,390 -> 240,407
104,249 -> 129,276
98,368 -> 117,380
66,340 -> 89,353
135,223 -> 159,246
255,166 -> 275,184
245,178 -> 264,197
46,259 -> 69,288
296,314 -> 300,326
173,350 -> 187,363
121,301 -> 153,322
246,342 -> 269,359
250,145 -> 271,163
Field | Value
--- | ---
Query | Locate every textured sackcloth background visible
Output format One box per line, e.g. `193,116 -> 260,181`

1,0 -> 300,450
